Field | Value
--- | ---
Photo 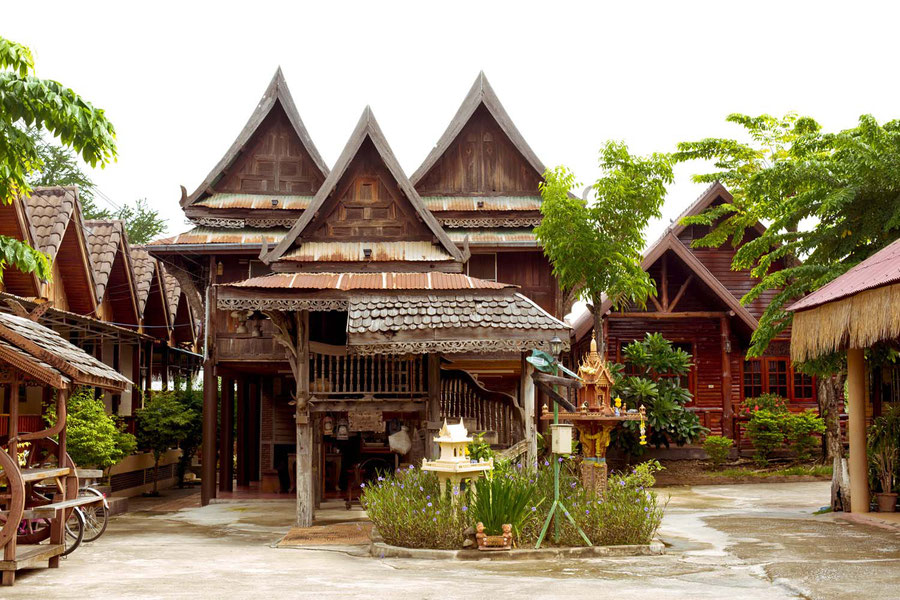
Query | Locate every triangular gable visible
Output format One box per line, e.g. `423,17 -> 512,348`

671,181 -> 766,239
85,220 -> 140,324
600,232 -> 758,332
410,72 -> 545,190
181,67 -> 329,208
0,196 -> 41,297
265,107 -> 463,263
20,187 -> 98,314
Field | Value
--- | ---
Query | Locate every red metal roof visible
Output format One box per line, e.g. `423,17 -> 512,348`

789,238 -> 900,312
224,272 -> 513,291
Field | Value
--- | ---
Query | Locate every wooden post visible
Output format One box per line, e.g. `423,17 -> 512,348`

249,377 -> 260,482
847,347 -> 869,513
219,377 -> 234,492
720,316 -> 734,438
426,353 -> 442,459
7,375 -> 18,465
161,345 -> 170,391
201,256 -> 218,506
296,310 -> 313,527
521,353 -> 537,467
144,340 -> 154,395
236,378 -> 247,487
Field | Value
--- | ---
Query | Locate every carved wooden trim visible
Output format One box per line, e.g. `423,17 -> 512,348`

165,264 -> 206,342
191,217 -> 246,229
218,297 -> 349,312
348,338 -> 568,356
438,217 -> 541,228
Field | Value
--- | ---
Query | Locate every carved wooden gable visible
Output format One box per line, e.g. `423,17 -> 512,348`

216,102 -> 326,196
307,139 -> 433,242
416,105 -> 542,196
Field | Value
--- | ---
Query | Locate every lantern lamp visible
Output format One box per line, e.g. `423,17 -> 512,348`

549,335 -> 563,358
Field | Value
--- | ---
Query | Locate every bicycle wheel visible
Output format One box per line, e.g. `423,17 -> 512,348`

78,488 -> 109,542
63,508 -> 85,556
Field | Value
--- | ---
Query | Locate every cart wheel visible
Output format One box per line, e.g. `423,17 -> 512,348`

63,508 -> 85,556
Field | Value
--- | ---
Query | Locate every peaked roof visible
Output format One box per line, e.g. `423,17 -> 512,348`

20,187 -> 78,262
84,220 -> 136,307
595,232 -> 759,332
669,181 -> 766,239
162,269 -> 182,328
181,67 -> 329,208
410,71 -> 545,186
264,106 -> 463,263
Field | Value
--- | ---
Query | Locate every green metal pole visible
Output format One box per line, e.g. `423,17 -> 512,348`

552,360 -> 560,543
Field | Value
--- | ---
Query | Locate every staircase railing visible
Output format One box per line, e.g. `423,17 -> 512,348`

439,369 -> 524,447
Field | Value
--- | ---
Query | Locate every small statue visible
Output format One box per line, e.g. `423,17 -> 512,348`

501,523 -> 513,549
475,522 -> 487,549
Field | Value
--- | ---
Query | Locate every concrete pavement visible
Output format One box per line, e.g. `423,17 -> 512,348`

2,482 -> 898,599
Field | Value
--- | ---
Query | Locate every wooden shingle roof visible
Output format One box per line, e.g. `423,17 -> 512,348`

20,187 -> 78,261
0,312 -> 130,390
84,220 -> 126,302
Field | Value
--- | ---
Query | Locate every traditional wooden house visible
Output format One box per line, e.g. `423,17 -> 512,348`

571,182 -> 816,441
149,70 -> 569,524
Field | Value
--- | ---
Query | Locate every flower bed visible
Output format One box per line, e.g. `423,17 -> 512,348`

361,458 -> 665,550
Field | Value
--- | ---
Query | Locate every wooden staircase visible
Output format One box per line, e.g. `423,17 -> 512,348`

440,369 -> 524,447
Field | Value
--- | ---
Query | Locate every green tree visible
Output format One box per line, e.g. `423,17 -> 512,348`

136,392 -> 196,495
612,333 -> 707,455
674,113 -> 900,507
0,36 -> 116,280
535,142 -> 673,355
172,379 -> 203,487
22,128 -> 165,243
44,388 -> 136,476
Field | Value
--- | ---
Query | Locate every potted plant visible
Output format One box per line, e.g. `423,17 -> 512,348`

868,407 -> 900,513
872,445 -> 898,512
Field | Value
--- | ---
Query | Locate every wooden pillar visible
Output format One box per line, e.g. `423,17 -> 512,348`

132,341 -> 142,414
236,378 -> 248,487
521,353 -> 537,467
847,347 -> 869,513
249,378 -> 260,482
144,340 -> 154,395
201,256 -> 218,506
296,310 -> 313,527
219,377 -> 234,492
426,353 -> 442,459
8,375 -> 18,463
161,345 -> 170,391
720,316 -> 734,438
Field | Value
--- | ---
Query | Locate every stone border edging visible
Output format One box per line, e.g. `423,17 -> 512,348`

369,539 -> 665,560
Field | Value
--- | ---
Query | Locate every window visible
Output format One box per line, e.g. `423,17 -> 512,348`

466,254 -> 497,282
743,360 -> 763,399
793,371 -> 814,401
767,359 -> 789,397
743,357 -> 814,403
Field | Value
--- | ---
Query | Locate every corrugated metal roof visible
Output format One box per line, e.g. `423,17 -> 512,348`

281,241 -> 454,262
789,238 -> 900,312
447,229 -> 537,245
421,196 -> 542,212
226,272 -> 513,291
194,193 -> 312,210
150,227 -> 288,246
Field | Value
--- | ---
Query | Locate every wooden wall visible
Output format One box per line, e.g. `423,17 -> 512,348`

216,101 -> 325,196
308,140 -> 433,242
415,105 -> 542,196
494,251 -> 557,316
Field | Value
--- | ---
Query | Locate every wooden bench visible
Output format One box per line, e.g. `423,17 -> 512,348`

22,495 -> 103,519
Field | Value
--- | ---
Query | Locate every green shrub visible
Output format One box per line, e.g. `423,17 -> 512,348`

784,410 -> 826,461
612,333 -> 708,455
361,467 -> 467,549
471,470 -> 541,537
703,435 -> 733,469
741,393 -> 787,416
467,432 -> 494,463
746,409 -> 785,466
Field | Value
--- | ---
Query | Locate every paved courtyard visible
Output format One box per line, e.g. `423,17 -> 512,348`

3,481 -> 899,599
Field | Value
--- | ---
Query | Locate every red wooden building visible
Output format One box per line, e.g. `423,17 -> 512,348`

571,183 -> 816,440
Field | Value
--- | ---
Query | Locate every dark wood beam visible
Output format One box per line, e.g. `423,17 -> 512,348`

668,274 -> 694,313
660,253 -> 669,310
608,311 -> 728,319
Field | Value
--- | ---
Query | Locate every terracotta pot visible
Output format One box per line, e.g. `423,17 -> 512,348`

876,492 -> 898,513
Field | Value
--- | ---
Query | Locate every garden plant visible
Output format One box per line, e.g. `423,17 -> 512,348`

702,435 -> 733,469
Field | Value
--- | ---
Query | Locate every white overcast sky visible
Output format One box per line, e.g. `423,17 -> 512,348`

6,1 -> 900,246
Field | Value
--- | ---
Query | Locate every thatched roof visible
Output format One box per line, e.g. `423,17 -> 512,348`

787,238 -> 900,361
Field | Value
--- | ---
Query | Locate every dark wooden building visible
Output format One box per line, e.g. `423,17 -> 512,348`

149,70 -> 570,524
572,183 -> 816,440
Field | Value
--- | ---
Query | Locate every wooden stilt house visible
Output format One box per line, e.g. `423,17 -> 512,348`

149,70 -> 570,524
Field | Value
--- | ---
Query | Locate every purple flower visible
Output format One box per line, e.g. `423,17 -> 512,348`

427,502 -> 432,507
531,506 -> 536,512
619,480 -> 626,487
419,486 -> 424,491
426,495 -> 431,500
421,508 -> 426,513
378,476 -> 384,481
558,457 -> 563,463
570,482 -> 577,488
360,483 -> 365,488
462,506 -> 468,512
585,509 -> 590,515
400,485 -> 404,489
543,460 -> 550,467
433,517 -> 437,522
644,507 -> 649,512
